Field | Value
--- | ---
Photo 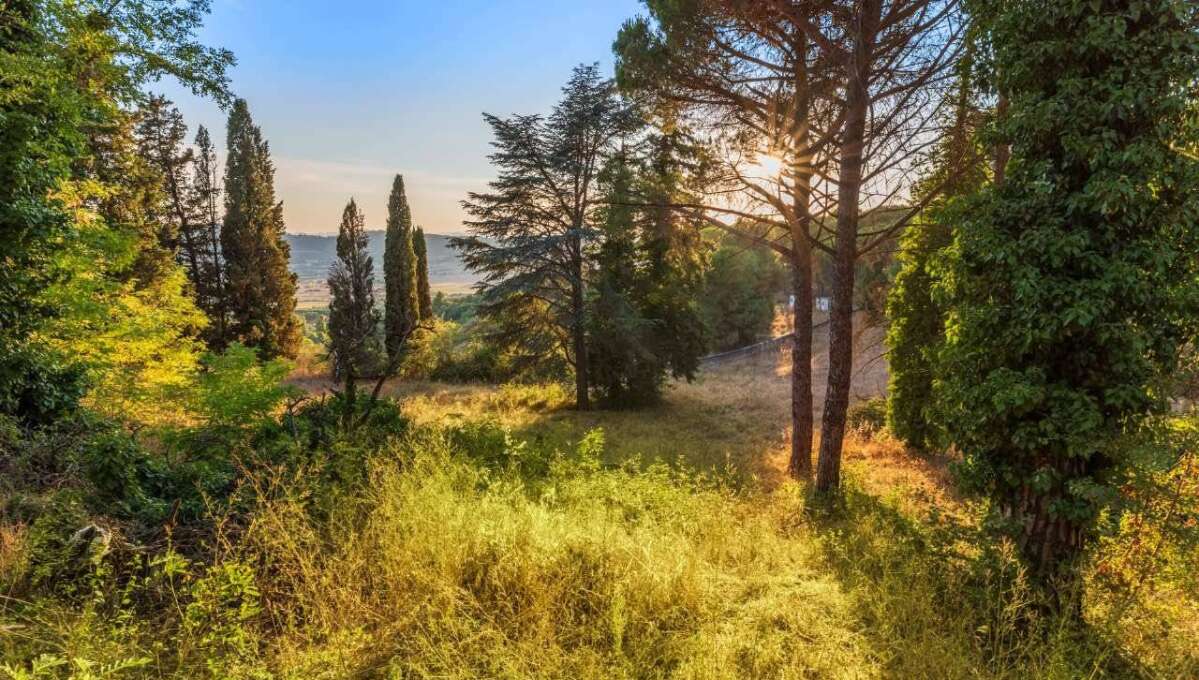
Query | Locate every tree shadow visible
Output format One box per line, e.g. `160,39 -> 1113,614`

803,484 -> 1147,678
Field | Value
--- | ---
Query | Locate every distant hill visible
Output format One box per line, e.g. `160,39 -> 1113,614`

287,231 -> 479,308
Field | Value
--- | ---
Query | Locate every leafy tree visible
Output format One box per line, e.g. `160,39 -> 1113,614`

19,0 -> 232,426
413,226 -> 433,321
221,99 -> 301,360
327,199 -> 380,409
383,174 -> 420,358
455,64 -> 636,410
700,236 -> 785,352
0,0 -> 87,423
938,0 -> 1199,595
886,66 -> 987,453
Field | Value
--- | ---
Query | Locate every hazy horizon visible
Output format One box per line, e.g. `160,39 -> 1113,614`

161,0 -> 641,236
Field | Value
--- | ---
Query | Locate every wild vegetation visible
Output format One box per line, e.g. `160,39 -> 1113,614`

2,0 -> 1197,678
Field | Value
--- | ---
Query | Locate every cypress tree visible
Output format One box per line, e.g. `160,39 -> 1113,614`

220,99 -> 301,360
327,199 -> 379,407
383,174 -> 419,358
588,134 -> 706,407
413,226 -> 433,320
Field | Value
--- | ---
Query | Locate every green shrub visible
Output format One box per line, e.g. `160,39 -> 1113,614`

847,398 -> 888,437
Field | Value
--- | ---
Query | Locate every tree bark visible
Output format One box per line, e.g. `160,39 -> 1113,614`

789,246 -> 814,478
815,23 -> 871,494
788,151 -> 815,478
1007,455 -> 1093,612
571,255 -> 590,411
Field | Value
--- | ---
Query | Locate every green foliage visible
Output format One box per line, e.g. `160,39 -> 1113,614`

0,0 -> 86,425
220,98 -> 302,361
1,0 -> 232,428
182,561 -> 262,664
886,217 -> 953,452
454,64 -> 639,408
413,226 -> 433,321
383,174 -> 420,359
587,135 -> 707,408
188,343 -> 295,427
937,0 -> 1199,580
326,199 -> 381,395
432,291 -> 481,324
846,398 -> 888,438
699,235 -> 785,352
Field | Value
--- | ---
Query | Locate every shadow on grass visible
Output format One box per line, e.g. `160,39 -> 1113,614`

802,484 -> 1146,678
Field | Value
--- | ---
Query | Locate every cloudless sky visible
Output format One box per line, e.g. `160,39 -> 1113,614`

162,0 -> 643,235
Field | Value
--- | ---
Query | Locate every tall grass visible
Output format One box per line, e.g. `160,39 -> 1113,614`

2,407 -> 1194,678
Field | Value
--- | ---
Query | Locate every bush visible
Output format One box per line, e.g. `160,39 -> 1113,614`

847,398 -> 888,438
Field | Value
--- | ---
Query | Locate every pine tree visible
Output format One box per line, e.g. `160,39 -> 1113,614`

135,96 -> 193,256
383,174 -> 420,358
190,125 -> 227,347
327,199 -> 379,407
136,95 -> 232,351
221,99 -> 301,360
413,226 -> 433,320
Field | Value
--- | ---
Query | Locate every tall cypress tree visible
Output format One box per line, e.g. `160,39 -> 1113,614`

221,99 -> 301,360
327,199 -> 379,407
383,174 -> 419,358
413,226 -> 433,320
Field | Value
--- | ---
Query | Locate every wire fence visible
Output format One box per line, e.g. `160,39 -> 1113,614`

699,320 -> 831,367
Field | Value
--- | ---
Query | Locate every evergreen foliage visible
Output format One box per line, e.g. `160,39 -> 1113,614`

588,135 -> 706,407
383,174 -> 420,358
937,0 -> 1199,587
220,99 -> 301,360
454,64 -> 637,409
413,226 -> 433,321
885,72 -> 987,453
699,239 -> 784,353
327,199 -> 380,404
189,125 -> 228,347
885,217 -> 952,452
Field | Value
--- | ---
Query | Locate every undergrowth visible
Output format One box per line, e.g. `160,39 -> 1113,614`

2,397 -> 1192,678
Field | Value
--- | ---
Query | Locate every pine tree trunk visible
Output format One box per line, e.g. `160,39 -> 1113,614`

790,252 -> 814,478
788,163 -> 815,479
815,61 -> 869,495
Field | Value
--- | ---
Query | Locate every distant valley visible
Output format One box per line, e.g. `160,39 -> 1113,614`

287,231 -> 479,308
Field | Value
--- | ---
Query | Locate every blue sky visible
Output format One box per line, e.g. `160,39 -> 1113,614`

162,0 -> 643,234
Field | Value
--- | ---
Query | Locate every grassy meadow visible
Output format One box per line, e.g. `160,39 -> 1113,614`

4,340 -> 1194,679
